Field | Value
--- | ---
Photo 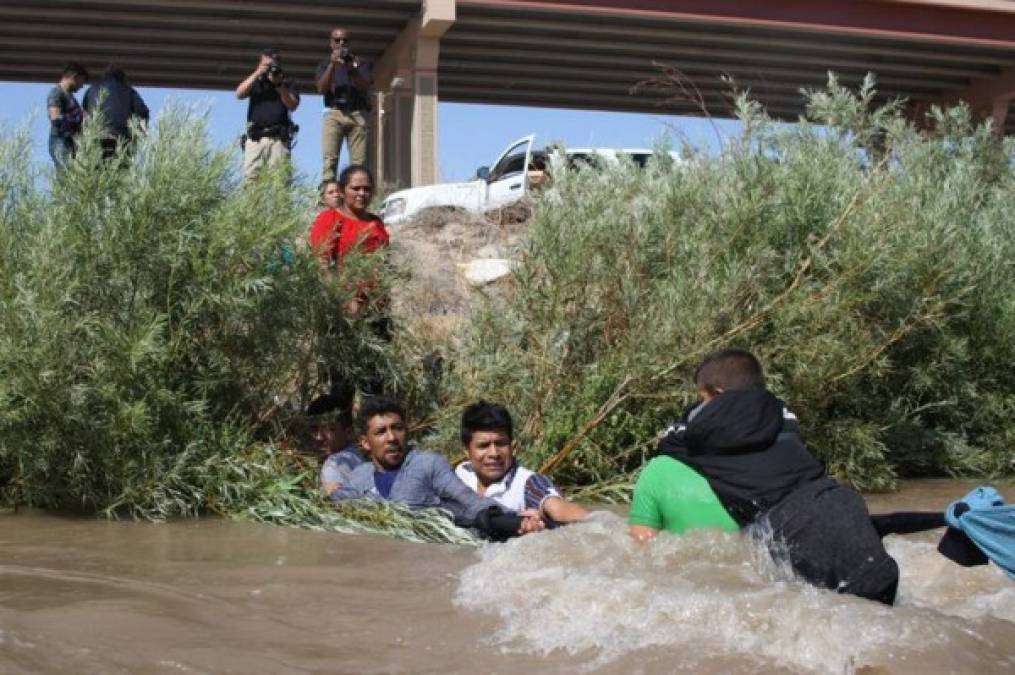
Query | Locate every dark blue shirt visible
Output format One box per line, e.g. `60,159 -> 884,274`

82,77 -> 149,140
373,468 -> 401,498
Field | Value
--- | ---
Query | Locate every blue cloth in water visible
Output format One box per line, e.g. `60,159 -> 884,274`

945,486 -> 1015,581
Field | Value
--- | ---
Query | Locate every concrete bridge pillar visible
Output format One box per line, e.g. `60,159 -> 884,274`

373,0 -> 455,188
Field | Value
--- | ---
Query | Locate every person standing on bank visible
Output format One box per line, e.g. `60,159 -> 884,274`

316,27 -> 372,182
236,49 -> 300,182
82,66 -> 150,160
309,165 -> 390,318
46,62 -> 89,166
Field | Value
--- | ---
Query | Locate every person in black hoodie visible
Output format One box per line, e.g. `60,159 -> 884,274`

657,349 -> 902,604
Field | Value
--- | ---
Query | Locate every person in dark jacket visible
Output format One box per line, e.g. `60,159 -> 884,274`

657,349 -> 901,604
82,66 -> 149,159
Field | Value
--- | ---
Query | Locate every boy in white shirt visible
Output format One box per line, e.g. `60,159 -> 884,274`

455,401 -> 588,526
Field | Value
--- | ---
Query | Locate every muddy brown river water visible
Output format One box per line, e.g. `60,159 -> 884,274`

2,480 -> 1013,674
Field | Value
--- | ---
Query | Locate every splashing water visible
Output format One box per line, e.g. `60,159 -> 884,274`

454,512 -> 1015,673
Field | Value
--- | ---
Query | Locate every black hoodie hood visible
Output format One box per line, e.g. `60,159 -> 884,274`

685,389 -> 785,455
658,389 -> 826,525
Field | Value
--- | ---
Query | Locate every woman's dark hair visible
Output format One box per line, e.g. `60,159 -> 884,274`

693,348 -> 766,393
356,395 -> 406,435
460,400 -> 513,445
338,164 -> 374,189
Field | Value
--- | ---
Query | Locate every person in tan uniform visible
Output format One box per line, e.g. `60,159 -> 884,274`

316,27 -> 372,182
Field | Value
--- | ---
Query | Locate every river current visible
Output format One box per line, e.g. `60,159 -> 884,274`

1,480 -> 1012,674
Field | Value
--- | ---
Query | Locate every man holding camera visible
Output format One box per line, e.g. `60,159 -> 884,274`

316,27 -> 372,182
236,49 -> 300,182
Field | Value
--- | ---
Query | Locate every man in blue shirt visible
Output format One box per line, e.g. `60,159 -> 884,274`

331,396 -> 544,538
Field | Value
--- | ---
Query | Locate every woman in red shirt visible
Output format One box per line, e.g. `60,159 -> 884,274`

309,165 -> 390,316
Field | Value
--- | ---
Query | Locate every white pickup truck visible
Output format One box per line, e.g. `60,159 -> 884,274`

380,134 -> 674,226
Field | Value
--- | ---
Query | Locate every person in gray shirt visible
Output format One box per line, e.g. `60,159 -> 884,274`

331,395 -> 544,538
303,392 -> 365,497
46,62 -> 88,166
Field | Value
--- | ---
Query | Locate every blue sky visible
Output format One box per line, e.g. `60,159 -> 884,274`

0,81 -> 741,183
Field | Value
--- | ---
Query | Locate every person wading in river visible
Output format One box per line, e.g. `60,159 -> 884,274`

650,349 -> 904,604
303,392 -> 364,498
458,399 -> 592,527
330,396 -> 545,539
455,401 -> 589,527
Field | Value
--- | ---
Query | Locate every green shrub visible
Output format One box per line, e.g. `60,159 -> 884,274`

422,75 -> 1015,492
0,106 -> 394,518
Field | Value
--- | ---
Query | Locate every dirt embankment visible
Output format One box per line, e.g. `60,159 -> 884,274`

388,203 -> 532,348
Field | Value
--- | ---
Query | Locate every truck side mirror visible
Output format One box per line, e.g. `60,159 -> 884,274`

476,166 -> 490,180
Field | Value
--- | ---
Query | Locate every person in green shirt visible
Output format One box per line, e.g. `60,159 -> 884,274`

628,455 -> 739,541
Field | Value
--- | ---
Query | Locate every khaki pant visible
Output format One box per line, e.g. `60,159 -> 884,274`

243,136 -> 290,182
321,109 -> 368,181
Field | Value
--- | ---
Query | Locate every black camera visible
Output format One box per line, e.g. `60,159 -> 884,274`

267,61 -> 283,78
339,46 -> 354,63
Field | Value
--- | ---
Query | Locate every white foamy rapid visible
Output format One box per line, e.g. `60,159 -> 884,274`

454,512 -> 1015,673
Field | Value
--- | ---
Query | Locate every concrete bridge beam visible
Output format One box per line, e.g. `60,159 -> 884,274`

373,0 -> 456,188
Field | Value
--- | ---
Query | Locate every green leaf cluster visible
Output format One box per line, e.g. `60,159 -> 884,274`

424,75 -> 1015,493
0,105 -> 392,519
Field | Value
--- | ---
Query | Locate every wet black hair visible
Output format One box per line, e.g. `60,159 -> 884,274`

356,395 -> 406,435
61,61 -> 89,80
693,348 -> 766,393
338,164 -> 374,189
306,393 -> 353,429
460,400 -> 513,446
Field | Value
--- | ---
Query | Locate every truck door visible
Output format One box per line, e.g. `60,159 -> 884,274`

484,134 -> 535,210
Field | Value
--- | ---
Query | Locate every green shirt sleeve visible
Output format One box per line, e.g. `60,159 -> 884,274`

627,456 -> 739,535
628,461 -> 664,529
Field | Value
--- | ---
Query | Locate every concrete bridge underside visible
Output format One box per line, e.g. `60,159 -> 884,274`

2,0 -> 1015,187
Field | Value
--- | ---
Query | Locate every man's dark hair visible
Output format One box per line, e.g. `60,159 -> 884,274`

460,400 -> 513,445
338,164 -> 373,189
306,393 -> 352,428
694,348 -> 766,393
61,61 -> 89,80
356,395 -> 406,435
102,65 -> 127,83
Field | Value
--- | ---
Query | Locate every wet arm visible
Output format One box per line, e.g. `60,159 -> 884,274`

541,495 -> 589,524
628,467 -> 663,542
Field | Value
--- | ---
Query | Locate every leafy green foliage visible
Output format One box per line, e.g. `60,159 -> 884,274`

0,106 -> 394,519
421,75 -> 1015,491
2,77 -> 1012,542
